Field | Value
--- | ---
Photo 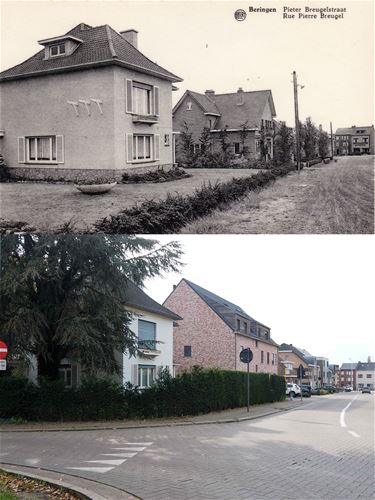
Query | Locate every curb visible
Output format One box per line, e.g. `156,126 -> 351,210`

0,403 -> 303,433
0,464 -> 139,500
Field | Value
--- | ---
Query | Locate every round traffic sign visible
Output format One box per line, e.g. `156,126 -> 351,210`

240,348 -> 253,364
0,341 -> 8,360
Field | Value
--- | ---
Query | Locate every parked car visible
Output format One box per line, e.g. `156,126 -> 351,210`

361,387 -> 371,394
300,384 -> 312,397
286,383 -> 301,398
322,385 -> 336,393
344,386 -> 353,392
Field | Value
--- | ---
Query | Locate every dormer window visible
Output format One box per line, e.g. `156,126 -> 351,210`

50,43 -> 66,57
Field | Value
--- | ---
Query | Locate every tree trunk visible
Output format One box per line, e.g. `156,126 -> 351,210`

37,353 -> 62,381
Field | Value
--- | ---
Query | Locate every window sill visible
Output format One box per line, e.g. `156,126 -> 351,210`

130,159 -> 157,164
25,161 -> 60,165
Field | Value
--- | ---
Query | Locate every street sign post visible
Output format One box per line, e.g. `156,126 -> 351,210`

297,364 -> 305,401
0,360 -> 6,371
240,348 -> 253,413
0,341 -> 8,360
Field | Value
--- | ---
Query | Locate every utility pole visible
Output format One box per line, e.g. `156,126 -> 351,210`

330,122 -> 334,160
293,71 -> 301,172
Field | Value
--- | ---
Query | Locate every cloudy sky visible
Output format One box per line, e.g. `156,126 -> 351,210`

1,1 -> 373,131
144,235 -> 375,367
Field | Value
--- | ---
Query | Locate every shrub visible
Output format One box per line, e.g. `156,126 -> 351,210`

0,369 -> 286,422
95,163 -> 294,233
122,166 -> 190,184
0,153 -> 11,182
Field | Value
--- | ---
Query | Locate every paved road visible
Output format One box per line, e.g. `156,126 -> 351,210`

1,393 -> 374,499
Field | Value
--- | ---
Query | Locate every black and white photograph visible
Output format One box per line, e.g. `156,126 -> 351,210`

0,0 -> 373,234
0,1 -> 374,500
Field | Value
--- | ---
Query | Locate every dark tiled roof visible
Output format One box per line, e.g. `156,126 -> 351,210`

188,91 -> 220,115
183,279 -> 274,346
340,363 -> 357,370
174,89 -> 276,129
122,280 -> 181,321
335,126 -> 374,135
0,23 -> 182,82
278,343 -> 309,362
357,362 -> 375,371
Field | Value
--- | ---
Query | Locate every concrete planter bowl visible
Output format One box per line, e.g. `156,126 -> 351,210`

74,182 -> 117,194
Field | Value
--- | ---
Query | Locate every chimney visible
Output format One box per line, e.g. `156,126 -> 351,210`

205,89 -> 215,101
173,284 -> 177,290
368,356 -> 371,363
120,29 -> 138,49
237,87 -> 244,105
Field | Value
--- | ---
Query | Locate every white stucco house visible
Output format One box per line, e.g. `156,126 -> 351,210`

26,280 -> 181,389
0,22 -> 182,181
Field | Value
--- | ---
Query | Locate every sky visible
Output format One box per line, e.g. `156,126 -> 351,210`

1,0 -> 374,131
143,235 -> 375,367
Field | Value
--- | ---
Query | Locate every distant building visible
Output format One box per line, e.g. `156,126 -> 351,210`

163,279 -> 278,375
334,126 -> 374,156
316,357 -> 330,386
278,344 -> 320,388
173,88 -> 277,162
356,361 -> 375,390
338,363 -> 357,389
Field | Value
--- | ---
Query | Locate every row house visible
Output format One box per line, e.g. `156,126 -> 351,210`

163,279 -> 278,376
0,23 -> 182,181
335,126 -> 374,155
173,88 -> 276,162
26,280 -> 181,388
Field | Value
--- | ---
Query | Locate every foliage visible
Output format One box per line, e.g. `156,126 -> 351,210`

0,153 -> 11,183
0,369 -> 286,421
301,117 -> 319,161
239,121 -> 251,157
178,121 -> 196,167
122,166 -> 190,184
0,236 -> 183,380
318,129 -> 330,159
259,125 -> 272,161
273,123 -> 295,165
218,126 -> 232,163
95,163 -> 295,233
75,178 -> 116,186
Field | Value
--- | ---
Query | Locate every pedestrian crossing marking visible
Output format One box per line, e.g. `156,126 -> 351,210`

86,459 -> 127,465
66,466 -> 113,473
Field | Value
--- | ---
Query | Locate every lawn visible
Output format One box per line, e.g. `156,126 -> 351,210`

0,168 -> 258,233
181,156 -> 374,234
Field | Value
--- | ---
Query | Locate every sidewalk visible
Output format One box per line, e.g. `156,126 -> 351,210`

0,398 -> 307,432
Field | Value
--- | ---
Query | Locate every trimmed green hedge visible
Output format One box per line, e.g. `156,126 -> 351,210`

0,368 -> 286,422
95,163 -> 295,234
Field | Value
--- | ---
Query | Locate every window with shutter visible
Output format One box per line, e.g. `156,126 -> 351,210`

126,134 -> 133,163
18,137 -> 25,163
154,134 -> 160,160
154,86 -> 160,116
126,79 -> 133,113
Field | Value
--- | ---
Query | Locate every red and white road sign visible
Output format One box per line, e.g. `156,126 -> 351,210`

0,341 -> 8,360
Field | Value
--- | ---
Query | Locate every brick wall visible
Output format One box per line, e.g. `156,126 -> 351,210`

164,279 -> 278,375
163,280 -> 235,374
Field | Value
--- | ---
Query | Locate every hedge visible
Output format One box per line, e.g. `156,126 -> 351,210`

0,368 -> 286,422
94,163 -> 295,234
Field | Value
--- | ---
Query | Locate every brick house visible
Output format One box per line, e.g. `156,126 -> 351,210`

172,88 -> 276,162
335,126 -> 374,155
0,23 -> 182,181
163,279 -> 278,375
278,344 -> 320,388
337,363 -> 357,389
26,280 -> 181,388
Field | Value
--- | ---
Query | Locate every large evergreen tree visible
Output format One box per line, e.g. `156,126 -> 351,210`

273,123 -> 294,165
0,235 -> 183,380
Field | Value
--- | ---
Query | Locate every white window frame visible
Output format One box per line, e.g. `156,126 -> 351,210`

138,365 -> 156,388
132,134 -> 153,162
58,364 -> 72,388
49,43 -> 66,57
132,82 -> 153,116
26,136 -> 58,164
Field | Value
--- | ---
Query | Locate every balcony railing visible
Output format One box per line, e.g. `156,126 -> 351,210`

138,339 -> 161,356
